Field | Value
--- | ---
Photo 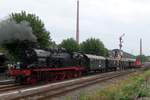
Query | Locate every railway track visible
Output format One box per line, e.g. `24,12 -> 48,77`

0,84 -> 17,89
0,79 -> 14,85
1,69 -> 138,100
0,84 -> 25,93
36,70 -> 136,100
0,82 -> 55,93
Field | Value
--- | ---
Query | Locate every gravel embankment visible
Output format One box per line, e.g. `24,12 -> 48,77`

50,71 -> 139,100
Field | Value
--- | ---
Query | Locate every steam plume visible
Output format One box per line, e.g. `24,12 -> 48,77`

0,19 -> 37,44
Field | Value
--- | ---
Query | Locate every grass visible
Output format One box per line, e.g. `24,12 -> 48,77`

69,69 -> 150,100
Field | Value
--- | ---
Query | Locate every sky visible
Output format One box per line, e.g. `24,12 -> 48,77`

0,0 -> 150,55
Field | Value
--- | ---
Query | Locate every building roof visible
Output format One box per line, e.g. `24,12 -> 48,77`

109,49 -> 135,58
85,54 -> 106,60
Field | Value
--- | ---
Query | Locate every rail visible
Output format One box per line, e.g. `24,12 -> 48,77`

2,70 -> 136,100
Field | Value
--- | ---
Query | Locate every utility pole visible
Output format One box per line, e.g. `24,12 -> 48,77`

140,38 -> 142,56
76,0 -> 79,44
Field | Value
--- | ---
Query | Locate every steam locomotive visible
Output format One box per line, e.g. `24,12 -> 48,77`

9,48 -> 141,84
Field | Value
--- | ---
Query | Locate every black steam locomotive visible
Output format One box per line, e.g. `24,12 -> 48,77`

23,48 -> 87,69
9,48 -> 139,84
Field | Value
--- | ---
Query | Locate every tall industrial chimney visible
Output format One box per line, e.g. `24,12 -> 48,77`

140,38 -> 142,56
76,0 -> 79,44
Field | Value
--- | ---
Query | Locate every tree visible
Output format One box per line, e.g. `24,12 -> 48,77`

10,11 -> 52,48
80,38 -> 108,56
59,38 -> 79,52
2,41 -> 36,61
51,41 -> 57,48
0,11 -> 52,61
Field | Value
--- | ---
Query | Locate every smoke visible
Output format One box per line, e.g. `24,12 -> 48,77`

0,19 -> 37,45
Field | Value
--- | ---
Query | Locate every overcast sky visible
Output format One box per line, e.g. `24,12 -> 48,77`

0,0 -> 150,55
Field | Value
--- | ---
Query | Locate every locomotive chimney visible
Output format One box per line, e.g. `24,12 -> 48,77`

76,0 -> 79,44
140,38 -> 142,56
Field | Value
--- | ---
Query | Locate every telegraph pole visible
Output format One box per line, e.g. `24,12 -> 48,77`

76,0 -> 79,44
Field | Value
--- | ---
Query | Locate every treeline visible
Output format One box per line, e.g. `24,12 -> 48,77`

59,38 -> 108,57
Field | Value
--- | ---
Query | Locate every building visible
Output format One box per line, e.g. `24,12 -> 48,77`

109,49 -> 135,58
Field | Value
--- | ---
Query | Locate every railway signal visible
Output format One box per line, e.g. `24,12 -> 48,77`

119,33 -> 125,58
119,33 -> 125,50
